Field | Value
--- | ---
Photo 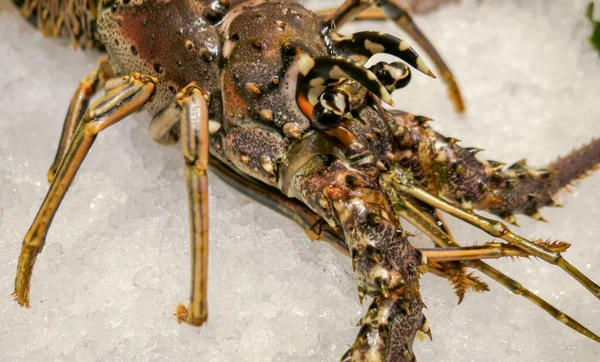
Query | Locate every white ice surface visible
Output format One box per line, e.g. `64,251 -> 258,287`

1,0 -> 600,361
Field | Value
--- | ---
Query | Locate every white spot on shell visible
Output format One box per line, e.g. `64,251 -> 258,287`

380,86 -> 392,104
383,63 -> 406,81
310,78 -> 325,87
364,39 -> 385,54
223,40 -> 236,59
416,57 -> 430,74
208,120 -> 221,134
334,94 -> 347,114
297,54 -> 315,76
367,71 -> 378,81
308,85 -> 326,105
399,40 -> 411,51
331,32 -> 353,42
348,54 -> 369,64
328,65 -> 346,80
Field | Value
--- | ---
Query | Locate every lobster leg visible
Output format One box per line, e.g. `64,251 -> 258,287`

171,83 -> 211,327
211,156 -> 543,264
47,57 -> 113,182
212,146 -> 599,343
13,73 -> 157,307
385,169 -> 600,300
382,177 -> 600,342
419,243 -> 570,262
320,0 -> 465,112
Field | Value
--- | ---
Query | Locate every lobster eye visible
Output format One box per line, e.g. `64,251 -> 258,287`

311,90 -> 350,130
312,102 -> 342,130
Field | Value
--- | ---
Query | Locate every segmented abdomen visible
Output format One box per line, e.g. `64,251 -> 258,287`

13,0 -> 101,49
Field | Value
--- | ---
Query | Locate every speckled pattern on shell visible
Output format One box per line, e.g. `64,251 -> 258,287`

96,0 -> 334,187
217,1 -> 329,185
97,0 -> 222,116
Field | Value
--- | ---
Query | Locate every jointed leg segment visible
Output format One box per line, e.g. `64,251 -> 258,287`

388,169 -> 600,300
381,170 -> 600,342
47,57 -> 113,182
13,73 -> 157,307
171,83 -> 211,327
419,242 -> 569,263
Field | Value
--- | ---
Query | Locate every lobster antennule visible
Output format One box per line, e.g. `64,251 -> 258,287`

294,54 -> 393,108
329,31 -> 436,78
370,61 -> 413,92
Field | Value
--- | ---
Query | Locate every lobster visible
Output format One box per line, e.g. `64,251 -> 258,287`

4,0 -> 600,360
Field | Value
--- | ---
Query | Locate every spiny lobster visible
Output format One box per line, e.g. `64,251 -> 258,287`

4,0 -> 600,360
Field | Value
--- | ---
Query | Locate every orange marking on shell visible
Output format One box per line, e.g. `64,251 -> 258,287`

325,126 -> 357,146
297,94 -> 314,120
245,82 -> 262,95
324,186 -> 347,201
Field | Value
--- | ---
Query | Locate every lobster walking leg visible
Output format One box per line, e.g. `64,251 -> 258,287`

211,158 -> 539,263
319,0 -> 465,112
419,243 -> 569,262
382,179 -> 600,342
47,57 -> 113,182
387,168 -> 600,299
13,73 -> 157,307
171,83 -> 211,327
